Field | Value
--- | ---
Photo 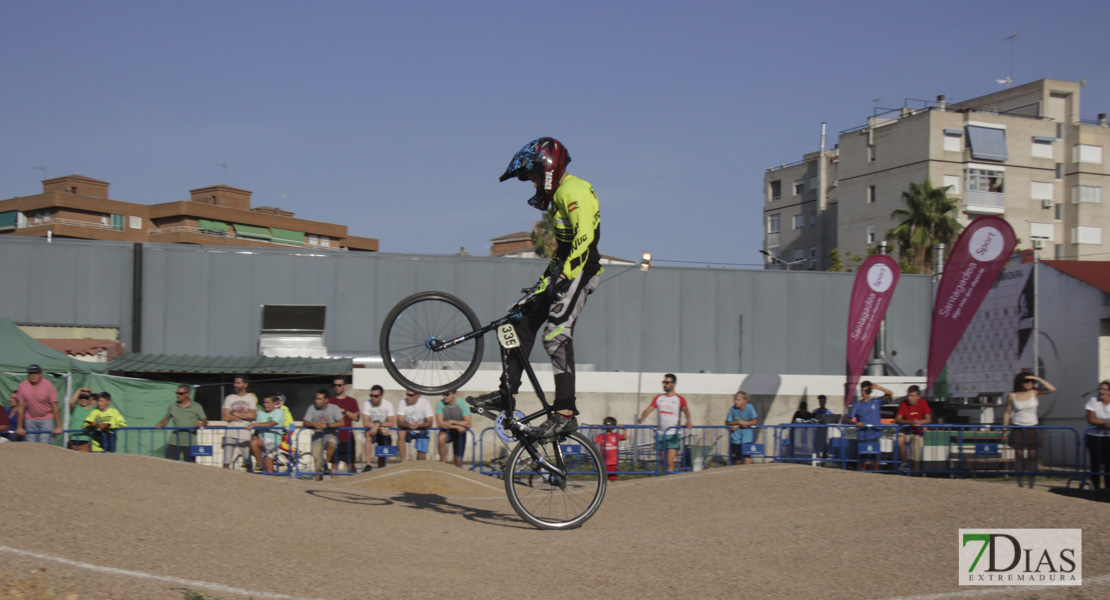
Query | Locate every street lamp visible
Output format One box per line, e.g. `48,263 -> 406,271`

759,249 -> 805,270
634,252 -> 652,468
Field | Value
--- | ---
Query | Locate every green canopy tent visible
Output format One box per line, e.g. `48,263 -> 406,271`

0,317 -> 182,453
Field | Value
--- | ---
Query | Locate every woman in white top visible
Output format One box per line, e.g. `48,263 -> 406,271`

1002,372 -> 1055,488
1084,380 -> 1110,495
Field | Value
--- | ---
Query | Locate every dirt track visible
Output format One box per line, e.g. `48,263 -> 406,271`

2,443 -> 1109,600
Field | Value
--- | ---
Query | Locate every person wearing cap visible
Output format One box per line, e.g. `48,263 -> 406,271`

15,364 -> 62,444
272,394 -> 295,428
67,387 -> 98,452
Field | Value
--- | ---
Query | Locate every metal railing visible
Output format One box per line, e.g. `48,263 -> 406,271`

41,423 -> 1107,491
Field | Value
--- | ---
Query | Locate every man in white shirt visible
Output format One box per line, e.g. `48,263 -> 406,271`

397,390 -> 434,462
361,384 -> 396,471
221,375 -> 258,470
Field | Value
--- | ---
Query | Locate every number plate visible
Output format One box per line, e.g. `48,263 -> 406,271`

498,324 -> 520,349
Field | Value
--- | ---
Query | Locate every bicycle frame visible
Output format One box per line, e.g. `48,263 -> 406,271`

431,300 -> 569,481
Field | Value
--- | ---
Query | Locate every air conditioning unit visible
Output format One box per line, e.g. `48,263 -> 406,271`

1042,199 -> 1054,209
1033,239 -> 1045,250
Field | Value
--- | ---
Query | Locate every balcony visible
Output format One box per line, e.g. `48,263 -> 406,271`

963,190 -> 1005,215
18,218 -> 124,232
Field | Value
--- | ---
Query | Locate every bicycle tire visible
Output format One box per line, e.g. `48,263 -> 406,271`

504,431 -> 607,530
379,291 -> 484,395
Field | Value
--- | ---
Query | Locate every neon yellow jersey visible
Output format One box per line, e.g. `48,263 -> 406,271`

545,175 -> 602,282
279,405 -> 294,428
85,407 -> 127,429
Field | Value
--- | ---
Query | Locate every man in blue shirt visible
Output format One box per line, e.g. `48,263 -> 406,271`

725,392 -> 758,465
847,381 -> 892,471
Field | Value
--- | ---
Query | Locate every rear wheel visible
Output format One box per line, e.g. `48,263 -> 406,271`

379,291 -> 484,395
504,432 -> 607,529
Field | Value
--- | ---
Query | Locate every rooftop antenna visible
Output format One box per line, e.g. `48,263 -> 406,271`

32,166 -> 47,181
216,163 -> 228,185
997,32 -> 1019,87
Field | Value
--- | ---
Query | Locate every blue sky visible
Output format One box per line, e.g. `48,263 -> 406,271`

2,0 -> 1108,265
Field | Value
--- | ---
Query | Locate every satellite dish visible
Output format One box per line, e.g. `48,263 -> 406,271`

1080,78 -> 1088,87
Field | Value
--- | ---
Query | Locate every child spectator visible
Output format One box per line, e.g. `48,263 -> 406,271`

68,387 -> 98,452
247,395 -> 284,473
594,417 -> 626,481
84,392 -> 127,453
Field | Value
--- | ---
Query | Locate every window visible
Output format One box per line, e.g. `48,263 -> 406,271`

1073,226 -> 1102,245
129,216 -> 143,230
943,175 -> 960,194
867,185 -> 876,204
968,168 -> 1004,193
0,210 -> 16,232
1030,182 -> 1054,201
809,246 -> 818,261
769,180 -> 782,200
944,129 -> 963,152
1055,203 -> 1064,221
767,214 -> 781,234
1054,244 -> 1064,259
1075,144 -> 1103,164
867,144 -> 877,162
793,214 -> 805,230
1074,186 -> 1102,204
793,180 -> 805,195
966,125 -> 1008,161
103,214 -> 124,230
1031,137 -> 1055,159
793,249 -> 805,262
866,226 -> 876,244
808,211 -> 817,225
319,237 -> 331,248
1055,163 -> 1063,180
1029,222 -> 1054,241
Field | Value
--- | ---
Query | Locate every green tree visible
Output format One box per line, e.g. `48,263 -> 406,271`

531,210 -> 557,258
827,248 -> 843,272
886,179 -> 963,273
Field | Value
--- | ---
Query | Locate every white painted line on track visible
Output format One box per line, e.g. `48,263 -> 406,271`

342,467 -> 504,492
0,545 -> 326,600
880,573 -> 1110,599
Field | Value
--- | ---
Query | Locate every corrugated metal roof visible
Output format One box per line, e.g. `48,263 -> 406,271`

109,353 -> 352,375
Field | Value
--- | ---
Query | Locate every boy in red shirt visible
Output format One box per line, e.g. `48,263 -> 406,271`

594,417 -> 626,481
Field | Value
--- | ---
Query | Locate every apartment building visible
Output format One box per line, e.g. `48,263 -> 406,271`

0,175 -> 379,251
764,79 -> 1109,270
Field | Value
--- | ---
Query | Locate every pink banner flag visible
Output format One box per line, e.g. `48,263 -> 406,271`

845,254 -> 901,406
926,216 -> 1017,394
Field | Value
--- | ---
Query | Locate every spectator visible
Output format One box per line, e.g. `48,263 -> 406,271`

726,392 -> 758,465
155,386 -> 208,462
638,374 -> 691,473
895,385 -> 932,472
273,394 -> 295,428
435,390 -> 471,468
303,389 -> 343,481
67,387 -> 98,452
247,395 -> 284,473
1084,380 -> 1110,497
0,397 -> 11,443
361,385 -> 396,472
221,376 -> 258,471
328,377 -> 361,476
848,381 -> 890,471
397,390 -> 434,462
811,395 -> 831,420
792,400 -> 812,423
15,364 -> 62,444
84,392 -> 126,453
3,392 -> 20,441
1003,373 -> 1055,488
594,417 -> 626,481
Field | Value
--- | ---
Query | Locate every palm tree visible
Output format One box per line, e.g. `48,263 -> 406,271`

531,210 -> 557,258
886,179 -> 963,273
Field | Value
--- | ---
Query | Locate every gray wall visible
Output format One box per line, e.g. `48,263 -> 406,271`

0,236 -> 934,375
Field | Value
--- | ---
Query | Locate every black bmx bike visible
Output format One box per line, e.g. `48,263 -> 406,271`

379,289 -> 607,529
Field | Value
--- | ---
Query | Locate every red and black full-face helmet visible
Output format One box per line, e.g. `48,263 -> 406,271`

499,137 -> 571,211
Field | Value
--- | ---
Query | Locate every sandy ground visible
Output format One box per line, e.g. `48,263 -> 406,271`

2,443 -> 1109,600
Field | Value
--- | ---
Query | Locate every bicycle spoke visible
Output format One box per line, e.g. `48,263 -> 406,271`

504,432 -> 606,529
